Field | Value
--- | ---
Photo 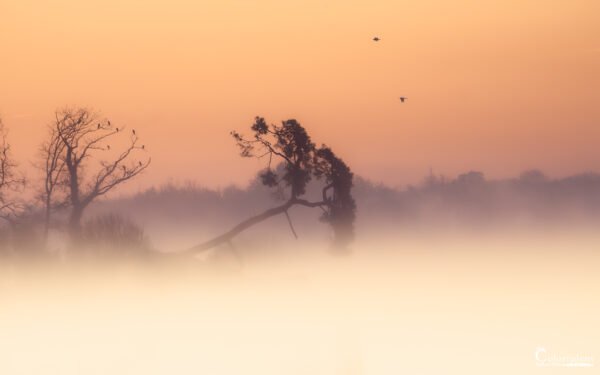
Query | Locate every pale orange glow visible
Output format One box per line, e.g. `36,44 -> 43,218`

1,0 -> 599,190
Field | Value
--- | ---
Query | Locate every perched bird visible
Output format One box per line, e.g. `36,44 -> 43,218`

108,120 -> 111,126
116,127 -> 119,132
106,145 -> 110,150
122,165 -> 126,171
399,97 -> 407,103
139,161 -> 142,166
97,123 -> 101,129
373,36 -> 380,42
141,145 -> 145,150
132,129 -> 136,135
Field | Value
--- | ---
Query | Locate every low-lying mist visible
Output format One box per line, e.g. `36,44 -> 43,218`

85,169 -> 600,252
1,169 -> 599,374
1,233 -> 598,374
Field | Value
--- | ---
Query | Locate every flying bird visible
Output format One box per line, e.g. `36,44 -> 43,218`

399,97 -> 407,103
372,36 -> 380,42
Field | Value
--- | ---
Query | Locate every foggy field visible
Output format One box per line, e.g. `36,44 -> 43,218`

1,233 -> 598,375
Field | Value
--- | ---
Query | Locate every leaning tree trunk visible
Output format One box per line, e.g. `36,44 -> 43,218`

185,198 -> 326,255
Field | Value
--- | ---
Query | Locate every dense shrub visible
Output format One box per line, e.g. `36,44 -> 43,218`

82,213 -> 152,257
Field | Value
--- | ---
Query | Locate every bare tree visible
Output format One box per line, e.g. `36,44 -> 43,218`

187,116 -> 356,254
0,118 -> 26,224
38,124 -> 67,242
45,108 -> 150,243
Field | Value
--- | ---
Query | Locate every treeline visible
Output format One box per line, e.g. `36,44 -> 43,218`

355,170 -> 600,232
89,169 -> 600,250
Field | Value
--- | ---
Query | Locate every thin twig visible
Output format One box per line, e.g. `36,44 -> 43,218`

284,210 -> 298,239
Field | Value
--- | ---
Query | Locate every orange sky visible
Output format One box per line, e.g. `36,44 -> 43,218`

1,0 -> 599,192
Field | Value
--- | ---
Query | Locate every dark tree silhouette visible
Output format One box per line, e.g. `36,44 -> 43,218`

187,116 -> 356,254
38,123 -> 67,243
44,108 -> 151,244
0,118 -> 25,224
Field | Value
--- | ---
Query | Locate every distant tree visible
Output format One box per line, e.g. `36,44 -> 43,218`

422,168 -> 447,189
457,171 -> 485,185
0,118 -> 25,224
187,116 -> 356,254
518,169 -> 547,185
42,108 -> 150,244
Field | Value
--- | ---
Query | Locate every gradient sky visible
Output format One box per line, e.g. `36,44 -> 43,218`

1,0 -> 599,192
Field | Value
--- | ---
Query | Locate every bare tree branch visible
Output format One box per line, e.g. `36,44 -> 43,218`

284,210 -> 298,239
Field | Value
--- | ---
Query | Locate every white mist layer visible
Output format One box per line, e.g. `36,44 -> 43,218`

1,233 -> 598,374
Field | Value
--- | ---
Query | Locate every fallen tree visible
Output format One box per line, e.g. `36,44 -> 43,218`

186,117 -> 356,255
